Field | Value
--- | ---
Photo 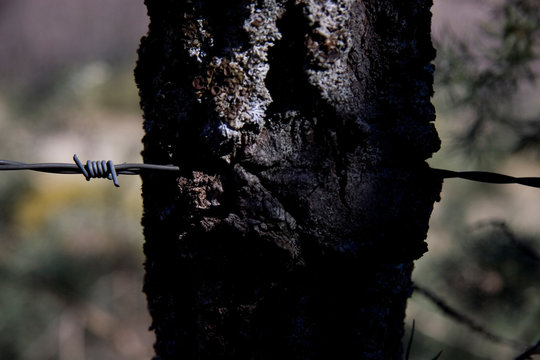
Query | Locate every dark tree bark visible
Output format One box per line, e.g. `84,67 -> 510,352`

135,1 -> 441,359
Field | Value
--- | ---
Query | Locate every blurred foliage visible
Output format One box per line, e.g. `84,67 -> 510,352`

0,60 -> 154,358
0,2 -> 153,356
410,0 -> 540,359
435,0 -> 540,160
0,63 -> 152,360
438,222 -> 540,315
2,62 -> 142,134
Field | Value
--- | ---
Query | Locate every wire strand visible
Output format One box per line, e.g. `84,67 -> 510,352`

1,155 -> 540,189
431,168 -> 540,189
0,154 -> 180,187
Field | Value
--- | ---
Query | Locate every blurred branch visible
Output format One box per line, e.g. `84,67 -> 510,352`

473,220 -> 540,264
515,338 -> 540,360
413,284 -> 525,349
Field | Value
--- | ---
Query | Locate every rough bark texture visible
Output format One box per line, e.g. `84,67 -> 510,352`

135,1 -> 441,359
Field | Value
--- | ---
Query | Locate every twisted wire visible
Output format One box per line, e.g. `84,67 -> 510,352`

0,154 -> 180,187
431,168 -> 540,189
1,154 -> 540,189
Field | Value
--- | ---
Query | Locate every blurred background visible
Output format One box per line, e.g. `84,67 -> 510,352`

409,0 -> 540,359
0,1 -> 153,359
0,0 -> 538,359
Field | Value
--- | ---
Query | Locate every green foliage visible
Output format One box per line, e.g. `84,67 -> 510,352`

0,178 -> 152,359
0,57 -> 152,359
410,1 -> 540,359
435,0 -> 540,159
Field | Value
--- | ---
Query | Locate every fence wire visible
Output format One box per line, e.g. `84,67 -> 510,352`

1,154 -> 540,189
0,154 -> 180,187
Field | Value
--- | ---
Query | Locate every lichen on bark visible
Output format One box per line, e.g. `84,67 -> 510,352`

136,1 -> 442,359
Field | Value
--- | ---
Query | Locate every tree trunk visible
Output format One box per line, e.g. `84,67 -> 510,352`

135,1 -> 441,359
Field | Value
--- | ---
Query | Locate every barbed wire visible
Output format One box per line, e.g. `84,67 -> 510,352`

1,154 -> 540,189
0,154 -> 180,187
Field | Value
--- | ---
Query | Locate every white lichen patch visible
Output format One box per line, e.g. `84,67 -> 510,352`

185,18 -> 214,63
209,2 -> 285,145
190,1 -> 368,148
305,0 -> 350,41
304,0 -> 368,118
